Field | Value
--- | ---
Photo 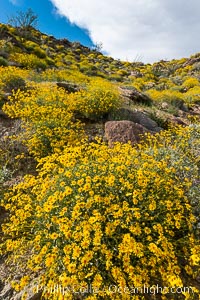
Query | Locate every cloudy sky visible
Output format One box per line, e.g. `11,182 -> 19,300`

1,0 -> 200,63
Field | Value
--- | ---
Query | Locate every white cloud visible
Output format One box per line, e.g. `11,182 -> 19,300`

50,0 -> 200,63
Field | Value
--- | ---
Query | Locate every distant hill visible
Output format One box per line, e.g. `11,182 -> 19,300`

0,22 -> 199,81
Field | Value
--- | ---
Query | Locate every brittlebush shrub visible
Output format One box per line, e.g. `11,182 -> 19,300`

3,75 -> 26,93
31,69 -> 89,84
33,47 -> 46,59
183,86 -> 200,106
147,90 -> 200,108
182,77 -> 199,90
2,77 -> 120,156
74,78 -> 121,120
10,53 -> 47,70
3,83 -> 85,158
0,66 -> 29,91
146,89 -> 184,104
1,125 -> 199,300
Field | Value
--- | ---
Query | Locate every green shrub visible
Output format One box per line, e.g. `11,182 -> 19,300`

24,41 -> 38,51
107,74 -> 123,82
33,47 -> 46,59
0,56 -> 8,66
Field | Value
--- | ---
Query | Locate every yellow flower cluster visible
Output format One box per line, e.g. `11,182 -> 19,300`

145,76 -> 200,107
37,68 -> 90,84
3,82 -> 85,157
3,76 -> 121,157
146,89 -> 183,103
0,66 -> 29,91
9,53 -> 47,70
71,77 -> 121,119
1,125 -> 199,299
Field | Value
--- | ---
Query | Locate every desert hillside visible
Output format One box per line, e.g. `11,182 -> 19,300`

0,22 -> 200,300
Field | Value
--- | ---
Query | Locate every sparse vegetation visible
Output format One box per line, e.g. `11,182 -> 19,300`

8,8 -> 38,30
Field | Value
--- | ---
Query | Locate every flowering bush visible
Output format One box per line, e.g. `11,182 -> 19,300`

182,77 -> 199,90
1,125 -> 199,300
2,77 -> 121,156
3,83 -> 85,157
10,53 -> 47,70
146,89 -> 184,104
0,66 -> 29,92
36,69 -> 90,84
74,78 -> 121,120
183,86 -> 200,106
146,81 -> 200,107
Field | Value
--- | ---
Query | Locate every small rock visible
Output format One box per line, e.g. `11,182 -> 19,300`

8,61 -> 21,67
56,82 -> 81,93
130,71 -> 143,78
190,104 -> 200,115
168,117 -> 188,126
161,102 -> 169,109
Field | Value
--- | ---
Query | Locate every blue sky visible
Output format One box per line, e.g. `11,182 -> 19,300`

0,0 -> 94,47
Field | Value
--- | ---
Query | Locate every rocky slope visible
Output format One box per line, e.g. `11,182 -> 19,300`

0,22 -> 200,300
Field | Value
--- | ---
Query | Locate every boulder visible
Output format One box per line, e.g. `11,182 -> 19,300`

119,86 -> 152,105
104,120 -> 149,146
107,108 -> 162,132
